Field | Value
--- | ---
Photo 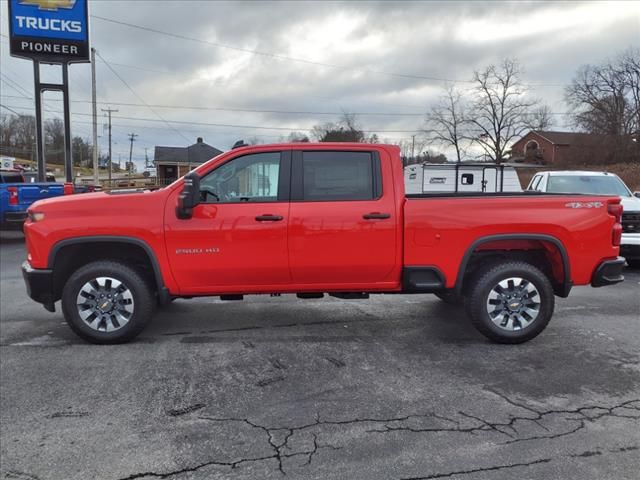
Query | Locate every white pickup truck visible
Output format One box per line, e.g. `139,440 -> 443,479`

527,170 -> 640,268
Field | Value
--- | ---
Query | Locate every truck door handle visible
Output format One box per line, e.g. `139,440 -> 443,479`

255,214 -> 284,222
363,212 -> 391,220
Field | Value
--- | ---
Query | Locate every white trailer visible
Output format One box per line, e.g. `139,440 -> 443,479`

404,163 -> 522,194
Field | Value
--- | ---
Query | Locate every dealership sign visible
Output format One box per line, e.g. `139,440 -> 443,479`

8,0 -> 90,62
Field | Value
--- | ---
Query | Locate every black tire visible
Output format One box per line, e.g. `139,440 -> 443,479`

434,291 -> 463,305
464,261 -> 555,344
61,260 -> 154,344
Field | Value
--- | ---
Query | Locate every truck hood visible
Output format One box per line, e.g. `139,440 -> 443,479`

30,189 -> 160,211
621,195 -> 640,213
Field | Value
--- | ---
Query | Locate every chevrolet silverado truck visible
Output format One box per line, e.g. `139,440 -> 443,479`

0,170 -> 68,230
22,143 -> 625,344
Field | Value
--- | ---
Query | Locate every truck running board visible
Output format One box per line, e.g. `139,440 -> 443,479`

296,293 -> 324,299
220,295 -> 244,301
329,293 -> 370,300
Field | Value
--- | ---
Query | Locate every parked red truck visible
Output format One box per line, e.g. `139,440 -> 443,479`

22,143 -> 625,344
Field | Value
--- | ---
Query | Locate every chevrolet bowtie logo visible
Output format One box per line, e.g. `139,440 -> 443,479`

19,0 -> 76,11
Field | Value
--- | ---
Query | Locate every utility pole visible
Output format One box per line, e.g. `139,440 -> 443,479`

144,147 -> 149,169
411,134 -> 416,163
91,47 -> 98,186
128,133 -> 138,177
101,107 -> 118,186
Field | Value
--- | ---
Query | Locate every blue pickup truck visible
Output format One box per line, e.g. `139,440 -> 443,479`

0,170 -> 66,230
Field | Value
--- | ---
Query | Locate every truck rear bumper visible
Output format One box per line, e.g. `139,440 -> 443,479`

1,211 -> 28,230
591,257 -> 625,287
22,261 -> 56,312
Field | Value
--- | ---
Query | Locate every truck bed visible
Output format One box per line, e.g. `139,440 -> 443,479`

403,194 -> 620,288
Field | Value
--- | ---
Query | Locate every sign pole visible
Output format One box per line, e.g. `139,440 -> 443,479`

61,62 -> 73,183
9,0 -> 91,183
91,47 -> 99,186
33,60 -> 45,183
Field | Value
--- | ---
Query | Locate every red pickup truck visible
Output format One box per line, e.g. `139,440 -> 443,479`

22,143 -> 625,344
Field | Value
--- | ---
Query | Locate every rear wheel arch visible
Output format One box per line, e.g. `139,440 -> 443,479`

48,236 -> 170,303
455,234 -> 571,297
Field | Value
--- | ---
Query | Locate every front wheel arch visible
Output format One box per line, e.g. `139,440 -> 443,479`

49,236 -> 171,305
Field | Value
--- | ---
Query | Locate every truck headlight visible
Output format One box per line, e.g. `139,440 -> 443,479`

28,211 -> 45,222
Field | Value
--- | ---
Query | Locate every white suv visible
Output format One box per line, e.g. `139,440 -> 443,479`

527,171 -> 640,268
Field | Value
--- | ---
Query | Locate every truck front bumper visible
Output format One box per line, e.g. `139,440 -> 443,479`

591,257 -> 625,287
22,261 -> 56,312
620,233 -> 640,260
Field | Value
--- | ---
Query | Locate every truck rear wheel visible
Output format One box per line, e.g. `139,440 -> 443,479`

61,260 -> 154,344
465,261 -> 554,344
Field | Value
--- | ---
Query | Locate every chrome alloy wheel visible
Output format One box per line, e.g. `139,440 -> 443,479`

486,277 -> 541,331
76,277 -> 134,332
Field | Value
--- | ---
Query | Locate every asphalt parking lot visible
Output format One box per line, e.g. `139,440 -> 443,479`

1,231 -> 639,480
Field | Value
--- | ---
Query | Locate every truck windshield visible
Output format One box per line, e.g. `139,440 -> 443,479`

546,175 -> 631,197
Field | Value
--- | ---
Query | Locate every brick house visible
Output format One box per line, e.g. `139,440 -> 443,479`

154,137 -> 222,184
510,130 -> 615,165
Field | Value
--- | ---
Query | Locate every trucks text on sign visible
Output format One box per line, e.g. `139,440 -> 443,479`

8,0 -> 90,63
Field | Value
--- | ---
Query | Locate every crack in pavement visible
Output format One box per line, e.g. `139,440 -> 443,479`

369,395 -> 640,447
401,445 -> 639,480
400,457 -> 553,480
196,413 -> 342,475
116,396 -> 639,479
115,426 -> 341,479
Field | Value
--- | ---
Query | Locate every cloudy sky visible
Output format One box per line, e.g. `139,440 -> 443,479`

1,0 -> 639,168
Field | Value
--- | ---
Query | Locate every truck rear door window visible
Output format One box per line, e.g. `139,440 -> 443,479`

301,151 -> 376,201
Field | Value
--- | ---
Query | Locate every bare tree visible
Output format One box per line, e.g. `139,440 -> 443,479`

466,59 -> 537,163
311,113 -> 375,142
395,136 -> 428,164
566,48 -> 639,136
285,131 -> 310,142
0,114 -> 15,148
524,105 -> 554,130
424,86 -> 467,162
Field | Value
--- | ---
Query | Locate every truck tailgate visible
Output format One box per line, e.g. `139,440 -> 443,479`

18,183 -> 65,206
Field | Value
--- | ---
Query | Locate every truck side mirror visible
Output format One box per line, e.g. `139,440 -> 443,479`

634,192 -> 640,199
176,171 -> 200,219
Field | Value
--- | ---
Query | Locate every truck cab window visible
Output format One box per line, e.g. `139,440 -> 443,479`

301,151 -> 376,201
200,152 -> 281,203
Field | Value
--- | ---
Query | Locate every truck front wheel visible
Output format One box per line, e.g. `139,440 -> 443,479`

61,260 -> 154,344
465,261 -> 555,344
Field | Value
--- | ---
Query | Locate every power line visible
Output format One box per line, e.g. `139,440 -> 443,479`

91,15 -> 468,84
90,15 -> 567,88
0,94 -> 428,116
95,50 -> 191,143
0,104 -> 24,116
1,27 -> 567,89
0,95 -> 575,118
2,104 -> 423,132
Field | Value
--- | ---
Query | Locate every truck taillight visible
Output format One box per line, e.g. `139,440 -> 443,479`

8,186 -> 18,205
608,201 -> 623,246
63,182 -> 74,195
